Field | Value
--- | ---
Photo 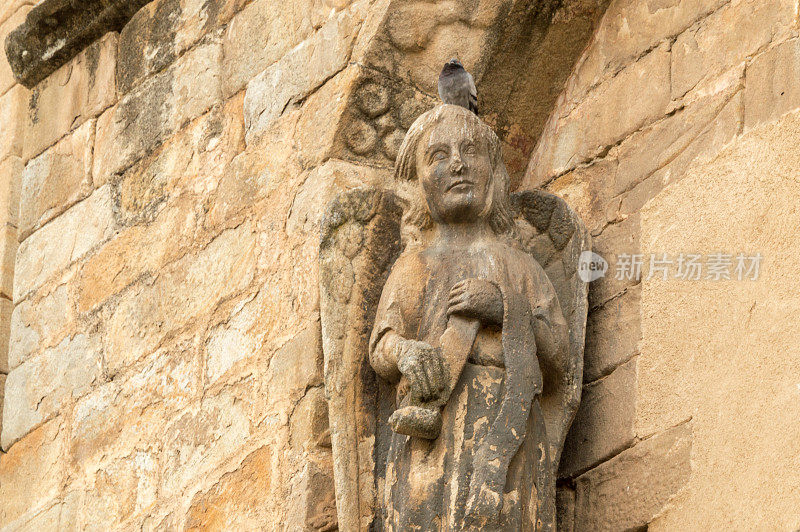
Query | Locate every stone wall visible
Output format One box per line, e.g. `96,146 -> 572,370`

0,0 -> 798,529
527,0 -> 800,529
0,0 -> 607,529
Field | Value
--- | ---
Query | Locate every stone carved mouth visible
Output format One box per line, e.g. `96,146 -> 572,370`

446,180 -> 474,191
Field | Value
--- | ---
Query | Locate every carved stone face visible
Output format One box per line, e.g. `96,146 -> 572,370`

415,112 -> 493,225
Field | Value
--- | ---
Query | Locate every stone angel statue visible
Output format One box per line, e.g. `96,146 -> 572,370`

320,104 -> 589,531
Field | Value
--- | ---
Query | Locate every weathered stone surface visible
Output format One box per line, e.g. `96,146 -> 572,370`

745,37 -> 800,130
0,418 -> 65,524
19,118 -> 95,240
93,39 -> 223,184
563,0 -> 727,110
637,110 -> 800,528
0,222 -> 17,299
160,386 -> 252,500
0,1 -> 35,28
22,32 -> 116,161
543,159 -> 618,235
0,155 -> 22,227
110,92 -> 244,212
1,333 -> 102,450
103,222 -> 256,374
671,0 -> 796,99
283,453 -> 337,531
71,451 -> 160,530
117,0 -> 246,96
574,422 -> 692,531
184,445 -> 274,530
69,339 -> 198,475
243,8 -> 358,143
4,0 -> 149,88
289,387 -> 330,450
584,285 -> 640,383
529,43 -> 671,181
555,486 -> 575,532
0,84 -> 27,161
264,321 -> 323,405
588,213 -> 640,309
0,5 -> 32,96
9,282 -> 71,370
560,358 -> 636,478
14,185 -> 116,301
222,0 -> 338,97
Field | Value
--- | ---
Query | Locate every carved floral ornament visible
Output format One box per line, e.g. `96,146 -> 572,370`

320,104 -> 589,531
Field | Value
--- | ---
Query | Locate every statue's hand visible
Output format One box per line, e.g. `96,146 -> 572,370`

397,339 -> 446,402
448,278 -> 503,326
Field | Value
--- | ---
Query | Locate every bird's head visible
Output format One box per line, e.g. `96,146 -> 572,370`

442,58 -> 464,73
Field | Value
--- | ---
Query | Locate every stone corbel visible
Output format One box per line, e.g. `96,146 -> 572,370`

5,0 -> 152,88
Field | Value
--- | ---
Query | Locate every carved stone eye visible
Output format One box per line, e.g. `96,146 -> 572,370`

432,150 -> 448,162
463,143 -> 477,156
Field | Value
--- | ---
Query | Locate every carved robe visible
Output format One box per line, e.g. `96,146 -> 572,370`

369,238 -> 568,531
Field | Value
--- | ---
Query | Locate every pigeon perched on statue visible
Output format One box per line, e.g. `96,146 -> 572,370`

437,58 -> 478,115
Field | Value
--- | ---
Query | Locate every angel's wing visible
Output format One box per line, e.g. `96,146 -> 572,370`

319,187 -> 403,532
511,189 -> 590,474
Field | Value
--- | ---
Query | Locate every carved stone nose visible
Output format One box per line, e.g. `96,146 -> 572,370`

450,158 -> 465,174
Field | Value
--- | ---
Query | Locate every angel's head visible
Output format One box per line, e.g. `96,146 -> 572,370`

394,104 -> 515,235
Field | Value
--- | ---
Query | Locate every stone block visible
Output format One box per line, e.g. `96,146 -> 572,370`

531,43 -> 671,180
614,77 -> 742,198
103,222 -> 256,374
0,1 -> 36,27
69,340 -> 198,475
23,32 -> 116,161
574,422 -> 692,531
77,195 -> 198,314
0,223 -> 18,299
9,283 -> 71,370
745,38 -> 800,130
543,159 -> 617,236
1,333 -> 102,450
244,8 -> 358,143
184,445 -> 274,530
564,0 -> 727,110
0,297 -> 11,373
588,213 -> 640,309
584,284 -> 641,383
205,291 -> 262,387
70,451 -> 159,530
160,386 -> 252,499
111,93 -> 244,216
671,0 -> 796,99
0,418 -> 65,523
0,156 -> 22,227
0,84 -> 28,161
93,39 -> 222,185
0,6 -> 32,96
19,118 -> 95,240
222,0 -> 333,97
560,358 -> 636,478
14,185 -> 116,301
616,90 -> 742,222
289,386 -> 330,450
284,453 -> 337,531
266,320 -> 324,407
118,0 -> 245,96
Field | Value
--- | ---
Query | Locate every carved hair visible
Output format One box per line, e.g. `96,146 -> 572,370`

394,104 -> 516,235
